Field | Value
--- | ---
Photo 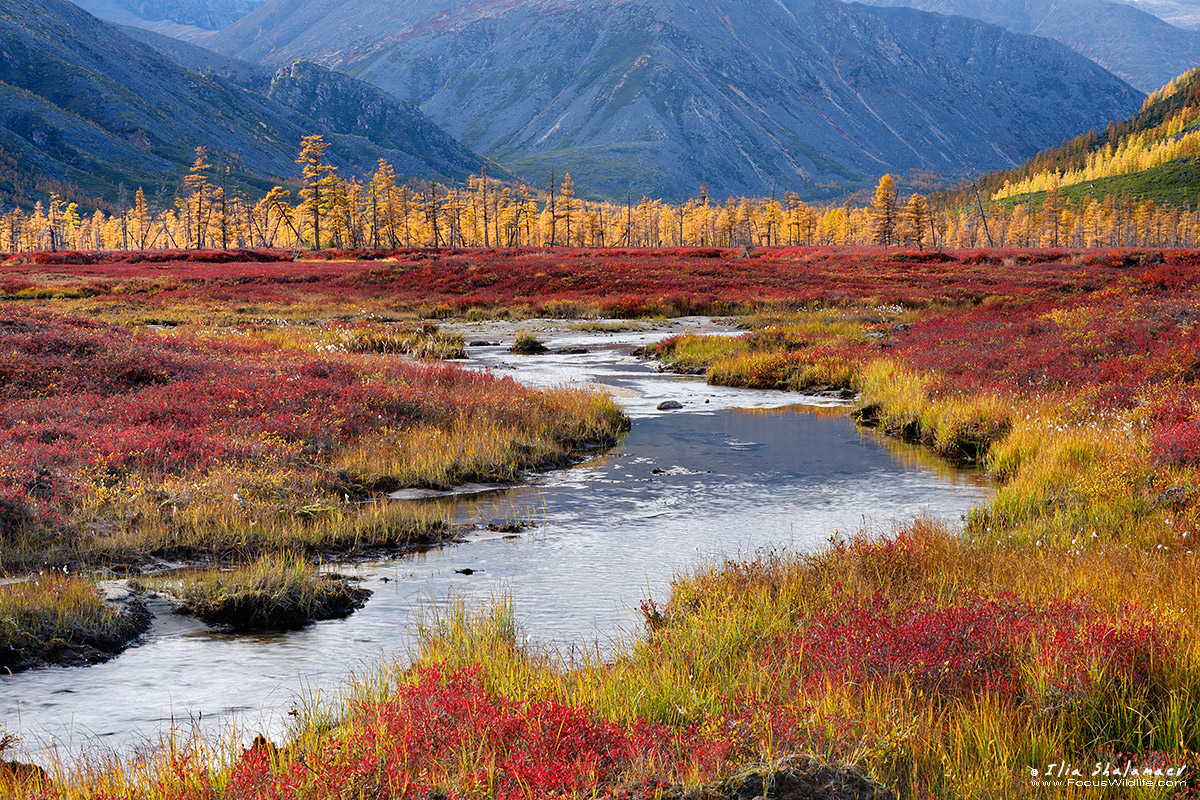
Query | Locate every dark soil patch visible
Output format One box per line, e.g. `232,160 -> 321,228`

485,521 -> 536,533
624,756 -> 894,800
718,756 -> 895,800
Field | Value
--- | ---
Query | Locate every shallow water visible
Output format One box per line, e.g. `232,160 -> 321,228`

1,321 -> 991,764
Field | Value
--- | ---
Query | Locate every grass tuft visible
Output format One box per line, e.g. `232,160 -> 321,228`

161,553 -> 371,631
0,573 -> 148,671
509,331 -> 549,354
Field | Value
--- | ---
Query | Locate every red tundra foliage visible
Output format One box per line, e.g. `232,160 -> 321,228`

0,306 -> 535,532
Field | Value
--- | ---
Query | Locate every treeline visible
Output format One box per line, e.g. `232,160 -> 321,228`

3,136 -> 1200,254
973,191 -> 1196,248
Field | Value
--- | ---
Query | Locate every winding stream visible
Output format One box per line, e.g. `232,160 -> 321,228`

2,321 -> 991,765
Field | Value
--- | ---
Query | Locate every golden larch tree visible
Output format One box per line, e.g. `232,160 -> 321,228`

296,135 -> 335,250
871,174 -> 898,246
902,193 -> 929,250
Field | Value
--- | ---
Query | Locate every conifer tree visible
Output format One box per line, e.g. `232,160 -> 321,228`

561,173 -> 575,247
546,168 -> 558,246
903,194 -> 929,250
183,147 -> 212,249
1044,179 -> 1063,247
871,174 -> 898,246
132,187 -> 151,250
296,135 -> 334,250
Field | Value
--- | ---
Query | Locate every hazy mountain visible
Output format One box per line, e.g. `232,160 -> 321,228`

850,0 -> 1200,91
1113,0 -> 1200,28
0,0 -> 492,208
213,0 -> 1143,200
208,0 -> 461,64
70,0 -> 264,30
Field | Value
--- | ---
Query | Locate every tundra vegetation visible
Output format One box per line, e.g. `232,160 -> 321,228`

2,244 -> 1200,798
0,292 -> 628,663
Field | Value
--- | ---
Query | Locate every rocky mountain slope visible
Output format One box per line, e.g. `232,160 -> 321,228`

0,0 -> 491,208
213,0 -> 1144,200
208,0 -> 458,64
851,0 -> 1200,91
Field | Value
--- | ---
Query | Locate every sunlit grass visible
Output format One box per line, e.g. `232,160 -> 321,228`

228,321 -> 468,360
654,333 -> 748,373
334,389 -> 629,490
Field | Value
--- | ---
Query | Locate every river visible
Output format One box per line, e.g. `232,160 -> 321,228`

1,320 -> 990,765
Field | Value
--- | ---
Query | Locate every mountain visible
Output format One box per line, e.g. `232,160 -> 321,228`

70,0 -> 264,33
212,0 -> 1143,201
850,0 -> 1200,91
123,26 -> 493,176
119,23 -> 272,83
1114,0 -> 1200,28
0,0 -> 493,208
970,67 -> 1200,209
207,0 -> 459,64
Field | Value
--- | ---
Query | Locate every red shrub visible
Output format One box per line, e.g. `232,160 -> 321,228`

766,591 -> 1170,701
224,667 -> 681,799
1153,419 -> 1200,467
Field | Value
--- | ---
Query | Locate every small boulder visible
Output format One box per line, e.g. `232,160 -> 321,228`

657,400 -> 684,410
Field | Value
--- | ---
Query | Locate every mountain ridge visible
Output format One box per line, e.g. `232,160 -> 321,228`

849,0 -> 1200,91
211,0 -> 1145,200
968,67 -> 1200,209
71,0 -> 265,31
